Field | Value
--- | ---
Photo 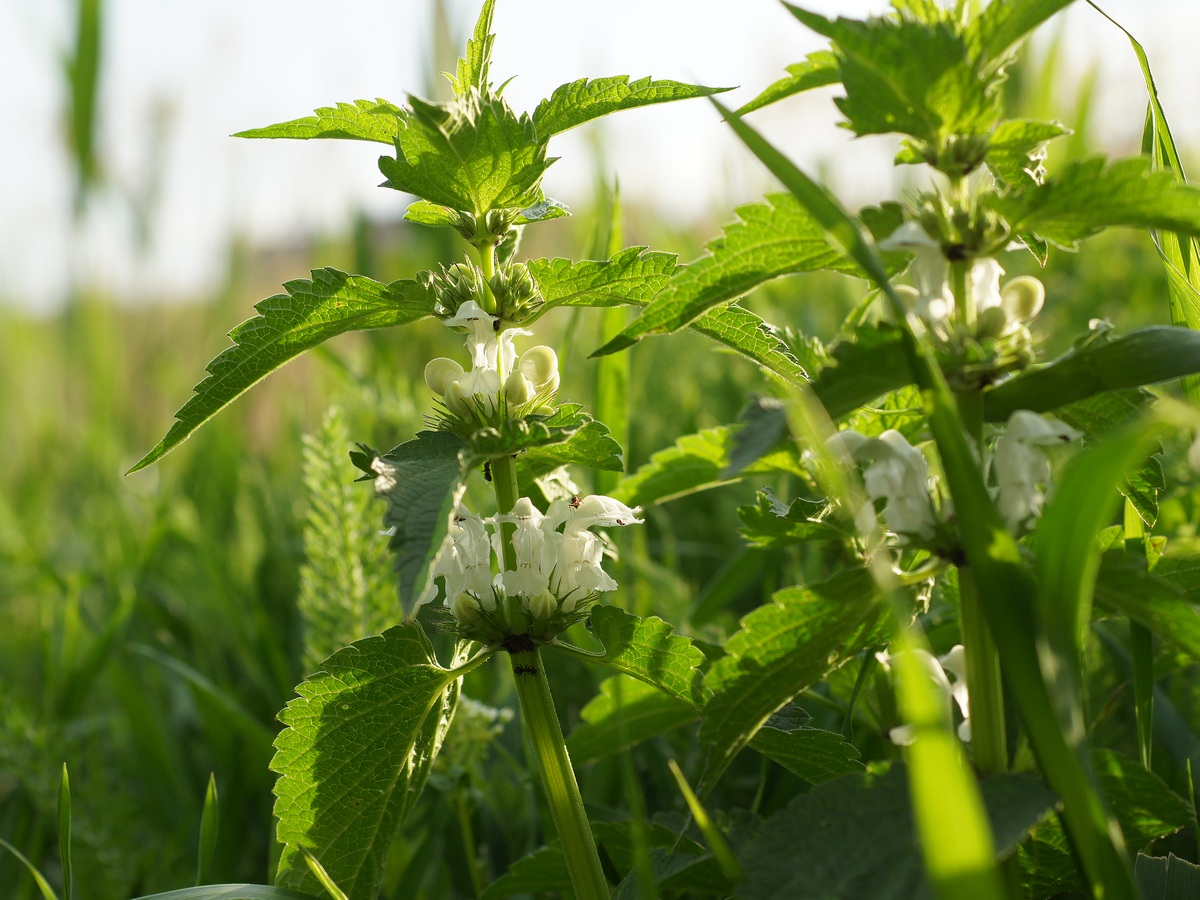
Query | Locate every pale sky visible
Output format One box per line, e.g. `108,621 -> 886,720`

3,0 -> 1198,310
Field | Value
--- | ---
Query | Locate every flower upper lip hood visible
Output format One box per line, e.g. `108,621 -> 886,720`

827,428 -> 941,540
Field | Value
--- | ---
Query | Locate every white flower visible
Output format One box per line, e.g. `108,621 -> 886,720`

880,221 -> 953,323
828,429 -> 940,540
428,304 -> 552,420
991,410 -> 1081,531
971,257 -> 1004,314
876,644 -> 970,745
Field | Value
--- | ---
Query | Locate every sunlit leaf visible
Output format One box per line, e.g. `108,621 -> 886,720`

234,99 -> 403,144
533,76 -> 729,137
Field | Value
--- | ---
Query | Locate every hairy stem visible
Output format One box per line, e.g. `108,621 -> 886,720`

510,647 -> 609,900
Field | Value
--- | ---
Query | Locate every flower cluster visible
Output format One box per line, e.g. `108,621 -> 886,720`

989,410 -> 1081,532
420,493 -> 643,643
825,429 -> 953,548
879,221 -> 1044,370
876,644 -> 970,745
827,408 -> 1080,548
424,300 -> 560,427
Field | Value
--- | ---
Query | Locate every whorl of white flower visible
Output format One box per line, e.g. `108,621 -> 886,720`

827,429 -> 941,541
991,410 -> 1082,532
971,257 -> 1005,314
430,495 -> 643,629
879,221 -> 954,323
875,644 -> 970,745
425,302 -> 557,421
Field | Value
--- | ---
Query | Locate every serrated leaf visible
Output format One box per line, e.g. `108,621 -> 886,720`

555,605 -> 710,707
1093,551 -> 1200,659
451,0 -> 496,95
1021,751 -> 1191,898
747,721 -> 863,785
372,431 -> 470,619
738,489 -> 846,549
130,269 -> 434,472
612,426 -> 802,510
299,409 -> 396,669
402,200 -> 463,228
992,156 -> 1200,249
567,676 -> 698,765
513,198 -> 570,224
787,4 -> 1001,147
514,404 -> 624,485
533,76 -> 729,138
466,413 -> 584,461
479,843 -> 571,900
810,324 -> 913,419
234,99 -> 403,144
986,118 -> 1071,187
689,304 -> 810,383
379,92 -> 549,217
272,627 -> 464,898
699,568 -> 899,793
966,0 -> 1077,70
738,765 -> 1055,900
1135,853 -> 1200,900
528,247 -> 679,311
983,326 -> 1200,421
737,51 -> 840,116
595,193 -> 869,353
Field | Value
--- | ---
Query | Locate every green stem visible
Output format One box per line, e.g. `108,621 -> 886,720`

455,787 -> 486,897
510,647 -> 609,900
490,453 -> 520,572
959,568 -> 1008,776
476,240 -> 499,317
1124,500 -> 1154,769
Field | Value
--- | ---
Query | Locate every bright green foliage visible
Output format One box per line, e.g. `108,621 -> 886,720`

736,765 -> 1054,900
787,4 -> 1002,159
726,396 -> 790,476
698,568 -> 899,793
983,326 -> 1200,420
465,403 -> 617,463
371,431 -> 469,620
810,324 -> 911,420
272,628 -> 467,898
450,0 -> 496,95
513,404 -> 625,486
532,76 -> 730,138
556,605 -> 710,707
612,426 -> 802,509
298,410 -> 395,669
129,270 -> 434,472
738,490 -> 846,549
566,676 -> 697,765
234,99 -> 404,144
965,0 -> 1077,71
1020,751 -> 1191,897
597,193 -> 870,352
379,91 -> 551,218
736,51 -> 840,115
994,156 -> 1200,249
982,118 -> 1071,186
746,712 -> 863,784
687,305 -> 810,383
528,248 -> 678,311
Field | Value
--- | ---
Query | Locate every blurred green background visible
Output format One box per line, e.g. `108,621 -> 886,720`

3,0 -> 1198,897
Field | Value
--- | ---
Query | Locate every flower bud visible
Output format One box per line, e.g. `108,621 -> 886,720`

518,345 -> 560,392
1001,276 -> 1045,322
448,592 -> 482,624
425,357 -> 465,395
492,263 -> 543,324
425,261 -> 486,318
975,306 -> 1008,340
443,381 -> 471,417
526,590 -> 558,621
504,370 -> 535,406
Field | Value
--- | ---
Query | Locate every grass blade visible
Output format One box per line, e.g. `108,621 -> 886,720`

57,764 -> 73,900
196,773 -> 219,886
0,839 -> 60,900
